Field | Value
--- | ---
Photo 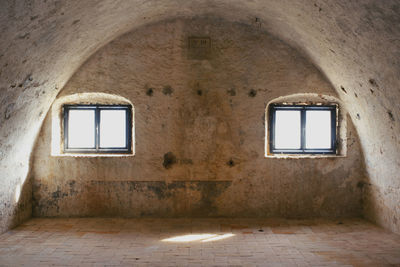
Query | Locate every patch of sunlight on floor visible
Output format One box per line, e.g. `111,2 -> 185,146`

201,233 -> 235,242
162,233 -> 235,243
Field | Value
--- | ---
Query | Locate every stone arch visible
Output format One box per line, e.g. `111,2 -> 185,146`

265,93 -> 348,158
50,92 -> 135,156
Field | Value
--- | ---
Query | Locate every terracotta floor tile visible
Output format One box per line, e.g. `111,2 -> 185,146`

0,218 -> 399,266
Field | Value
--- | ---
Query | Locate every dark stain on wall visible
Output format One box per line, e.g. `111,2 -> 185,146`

357,181 -> 366,189
227,159 -> 235,167
162,85 -> 173,95
189,181 -> 231,215
387,110 -> 395,122
33,180 -> 232,217
248,89 -> 257,97
314,3 -> 322,12
68,180 -> 78,196
227,88 -> 236,96
163,152 -> 177,169
146,88 -> 154,96
147,182 -> 168,199
369,78 -> 378,87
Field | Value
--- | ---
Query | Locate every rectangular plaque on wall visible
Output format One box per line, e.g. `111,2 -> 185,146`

188,37 -> 211,60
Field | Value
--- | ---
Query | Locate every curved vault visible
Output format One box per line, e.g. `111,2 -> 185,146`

0,0 -> 399,233
31,17 -> 365,219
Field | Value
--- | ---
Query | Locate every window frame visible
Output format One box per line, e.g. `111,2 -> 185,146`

63,104 -> 132,154
268,104 -> 337,155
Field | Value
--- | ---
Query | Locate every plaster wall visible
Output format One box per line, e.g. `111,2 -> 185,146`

32,18 -> 366,218
0,0 -> 398,234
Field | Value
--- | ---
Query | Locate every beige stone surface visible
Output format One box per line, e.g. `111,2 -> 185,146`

32,18 -> 366,219
0,0 -> 399,234
0,218 -> 399,266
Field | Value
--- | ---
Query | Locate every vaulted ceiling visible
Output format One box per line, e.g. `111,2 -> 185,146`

0,0 -> 399,233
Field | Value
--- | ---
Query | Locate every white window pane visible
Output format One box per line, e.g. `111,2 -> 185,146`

274,110 -> 301,149
100,110 -> 127,148
305,110 -> 332,149
68,110 -> 95,148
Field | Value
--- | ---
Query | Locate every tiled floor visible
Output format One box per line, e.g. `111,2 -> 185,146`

0,218 -> 399,266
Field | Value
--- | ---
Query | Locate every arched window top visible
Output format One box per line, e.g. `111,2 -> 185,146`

51,93 -> 135,157
265,93 -> 347,158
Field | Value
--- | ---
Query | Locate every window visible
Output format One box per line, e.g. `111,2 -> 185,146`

63,105 -> 132,153
269,104 -> 337,154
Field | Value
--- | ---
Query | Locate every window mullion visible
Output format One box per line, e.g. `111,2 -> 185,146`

95,107 -> 100,151
301,108 -> 306,151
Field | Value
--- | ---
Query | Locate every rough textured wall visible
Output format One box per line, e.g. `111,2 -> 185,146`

0,0 -> 399,233
32,18 -> 366,218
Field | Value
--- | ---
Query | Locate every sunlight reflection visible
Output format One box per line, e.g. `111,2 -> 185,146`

162,234 -> 216,242
201,233 -> 235,242
162,233 -> 235,243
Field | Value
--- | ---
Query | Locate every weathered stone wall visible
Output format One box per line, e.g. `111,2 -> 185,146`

0,0 -> 398,234
32,18 -> 366,218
